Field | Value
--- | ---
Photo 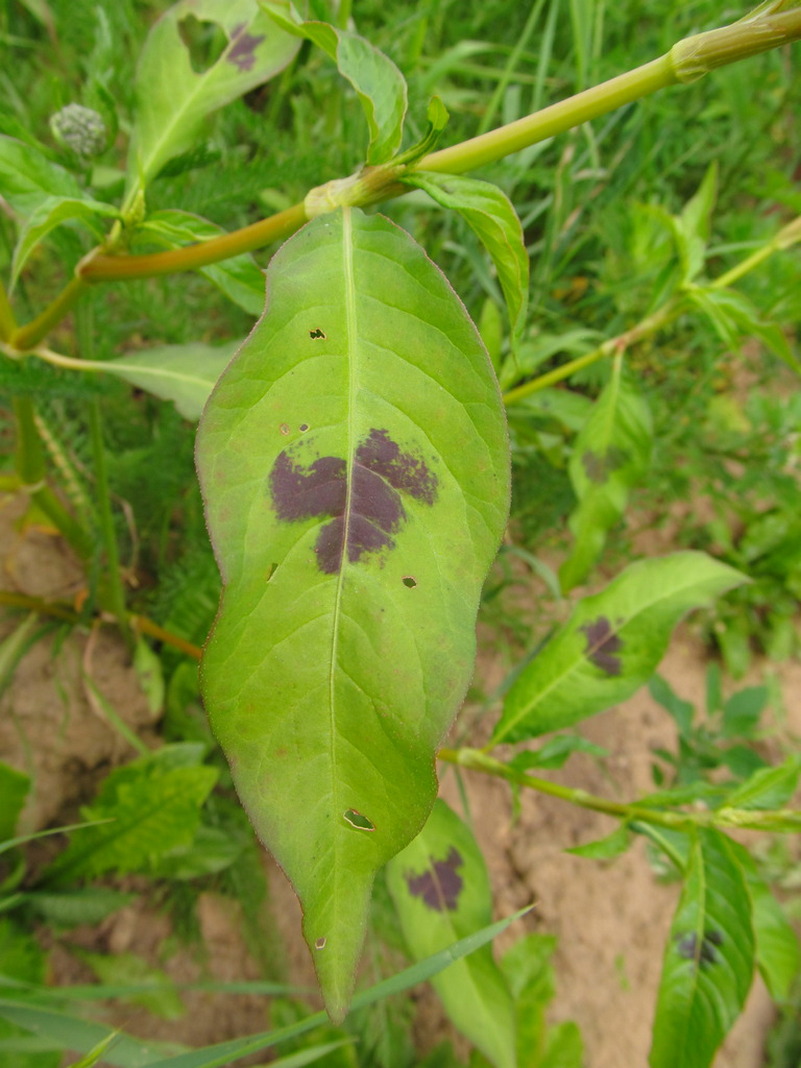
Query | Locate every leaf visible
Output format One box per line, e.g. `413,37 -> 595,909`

649,829 -> 755,1068
138,210 -> 266,315
0,136 -> 83,218
196,206 -> 509,1020
508,734 -> 607,772
687,286 -> 801,375
724,838 -> 800,1001
0,764 -> 29,843
567,824 -> 632,860
404,172 -> 529,355
722,754 -> 801,811
41,747 -> 218,885
721,685 -> 768,738
492,553 -> 747,745
648,674 -> 694,735
98,341 -> 240,420
559,363 -> 653,591
126,0 -> 300,198
11,197 -> 119,284
671,162 -> 718,283
385,801 -> 516,1068
264,3 -> 407,164
22,889 -> 135,928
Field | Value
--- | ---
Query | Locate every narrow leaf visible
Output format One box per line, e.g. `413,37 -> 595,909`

126,0 -> 300,197
12,197 -> 119,284
405,172 -> 528,354
671,162 -> 718,282
687,286 -> 801,374
0,762 -> 29,844
386,800 -> 516,1068
493,553 -> 747,744
559,363 -> 652,591
722,754 -> 801,811
264,2 -> 407,163
101,341 -> 240,420
0,136 -> 83,218
649,830 -> 755,1068
196,206 -> 509,1019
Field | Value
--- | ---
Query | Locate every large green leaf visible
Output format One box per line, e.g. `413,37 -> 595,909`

649,829 -> 755,1068
492,553 -> 747,745
559,361 -> 652,591
264,3 -> 407,165
196,206 -> 509,1019
125,0 -> 300,201
385,800 -> 516,1068
405,172 -> 529,356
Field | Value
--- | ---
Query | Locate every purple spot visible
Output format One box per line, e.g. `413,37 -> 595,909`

676,929 -> 723,969
406,848 -> 463,911
269,428 -> 437,574
582,446 -> 627,484
227,25 -> 264,72
579,616 -> 623,675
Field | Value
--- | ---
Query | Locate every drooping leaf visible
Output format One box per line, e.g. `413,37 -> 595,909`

724,838 -> 800,1001
722,754 -> 801,811
686,285 -> 801,375
196,206 -> 509,1019
97,341 -> 240,420
492,553 -> 747,745
385,801 -> 516,1068
138,210 -> 266,315
11,197 -> 119,284
649,829 -> 755,1068
264,2 -> 407,164
404,172 -> 528,355
559,361 -> 652,591
0,137 -> 83,219
125,0 -> 300,200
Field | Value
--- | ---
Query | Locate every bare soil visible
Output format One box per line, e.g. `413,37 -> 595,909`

1,492 -> 798,1066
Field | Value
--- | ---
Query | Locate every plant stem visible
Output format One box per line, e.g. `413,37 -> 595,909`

10,276 -> 88,352
712,214 -> 801,290
11,396 -> 93,559
0,278 -> 16,340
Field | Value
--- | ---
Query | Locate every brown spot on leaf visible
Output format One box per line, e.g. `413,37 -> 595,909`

269,428 -> 437,574
309,328 -> 326,340
582,446 -> 628,484
580,616 -> 623,675
315,937 -> 326,950
279,423 -> 290,435
402,576 -> 417,588
227,25 -> 264,71
406,847 -> 463,911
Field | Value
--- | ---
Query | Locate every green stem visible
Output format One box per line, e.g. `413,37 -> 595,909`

76,300 -> 131,647
11,396 -> 93,559
0,278 -> 16,340
11,276 -> 88,352
712,215 -> 801,290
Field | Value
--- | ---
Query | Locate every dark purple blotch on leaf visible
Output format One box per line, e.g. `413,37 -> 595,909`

582,446 -> 628,485
676,928 -> 723,969
579,616 -> 623,675
269,428 -> 437,574
406,847 -> 464,912
227,24 -> 264,71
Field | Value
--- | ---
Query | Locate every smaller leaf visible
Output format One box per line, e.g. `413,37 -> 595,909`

568,824 -> 632,860
0,764 -> 29,843
22,889 -> 135,928
386,800 -> 516,1068
648,674 -> 694,736
509,734 -> 607,772
99,341 -> 240,420
723,755 -> 801,811
559,364 -> 652,591
721,686 -> 768,738
687,286 -> 801,375
406,172 -> 528,356
264,2 -> 407,164
493,553 -> 747,745
12,197 -> 119,283
126,0 -> 300,197
649,830 -> 755,1068
670,162 -> 718,282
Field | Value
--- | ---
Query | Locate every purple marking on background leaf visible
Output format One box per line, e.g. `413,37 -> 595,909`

406,847 -> 464,911
579,616 -> 623,675
269,428 -> 438,574
227,26 -> 264,71
676,929 -> 723,969
582,446 -> 628,484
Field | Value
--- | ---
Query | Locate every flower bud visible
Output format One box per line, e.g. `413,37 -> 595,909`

50,104 -> 107,159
